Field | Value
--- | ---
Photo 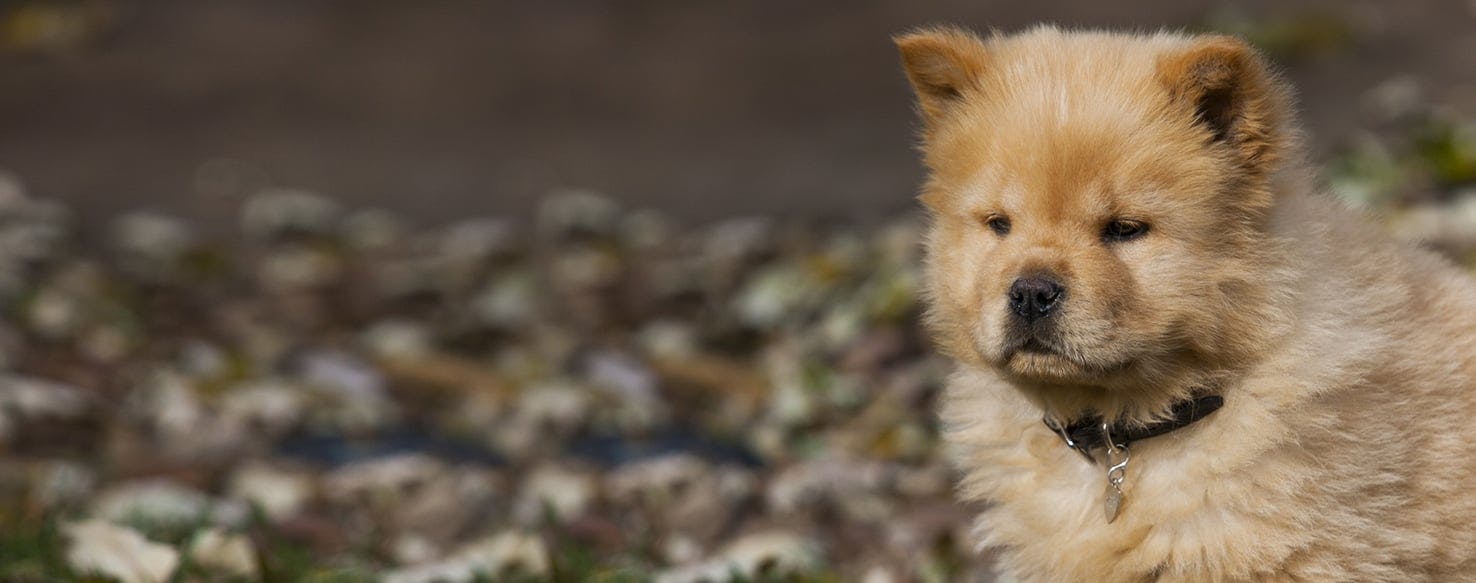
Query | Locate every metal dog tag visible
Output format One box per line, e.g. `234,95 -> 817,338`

1104,482 -> 1124,523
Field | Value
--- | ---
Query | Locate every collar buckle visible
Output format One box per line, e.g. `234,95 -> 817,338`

1044,416 -> 1097,464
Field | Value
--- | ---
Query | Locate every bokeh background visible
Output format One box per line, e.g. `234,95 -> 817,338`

0,1 -> 1474,581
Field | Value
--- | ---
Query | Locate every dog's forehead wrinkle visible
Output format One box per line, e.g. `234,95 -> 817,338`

939,118 -> 1194,221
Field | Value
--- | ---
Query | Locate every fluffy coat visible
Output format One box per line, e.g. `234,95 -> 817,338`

899,25 -> 1476,581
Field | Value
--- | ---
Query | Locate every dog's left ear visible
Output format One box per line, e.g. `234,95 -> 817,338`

1156,36 -> 1289,172
895,27 -> 990,127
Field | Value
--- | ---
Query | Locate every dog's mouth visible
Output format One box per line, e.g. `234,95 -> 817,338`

1017,337 -> 1055,355
998,327 -> 1131,378
1002,323 -> 1063,357
1000,329 -> 1071,367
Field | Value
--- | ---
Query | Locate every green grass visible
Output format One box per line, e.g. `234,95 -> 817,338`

0,515 -> 76,582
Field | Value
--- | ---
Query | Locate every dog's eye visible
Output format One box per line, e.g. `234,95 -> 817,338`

1103,219 -> 1149,242
982,215 -> 1011,236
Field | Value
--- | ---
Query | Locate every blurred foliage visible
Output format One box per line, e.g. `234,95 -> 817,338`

1415,116 -> 1476,187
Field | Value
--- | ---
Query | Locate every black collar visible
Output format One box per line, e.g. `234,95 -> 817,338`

1042,395 -> 1224,462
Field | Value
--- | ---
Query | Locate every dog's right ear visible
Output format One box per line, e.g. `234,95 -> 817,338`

895,27 -> 990,126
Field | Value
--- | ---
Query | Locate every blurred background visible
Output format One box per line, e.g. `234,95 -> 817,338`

3,0 -> 1474,232
0,1 -> 1473,581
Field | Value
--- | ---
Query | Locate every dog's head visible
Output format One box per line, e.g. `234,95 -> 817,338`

898,27 -> 1295,417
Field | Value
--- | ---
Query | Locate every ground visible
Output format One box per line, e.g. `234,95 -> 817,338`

0,2 -> 1474,582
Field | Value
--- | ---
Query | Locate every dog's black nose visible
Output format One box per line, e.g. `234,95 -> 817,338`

1009,276 -> 1064,322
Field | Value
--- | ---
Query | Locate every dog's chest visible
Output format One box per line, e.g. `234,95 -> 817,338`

976,431 -> 1238,580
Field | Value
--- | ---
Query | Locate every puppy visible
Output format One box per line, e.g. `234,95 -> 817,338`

898,25 -> 1476,581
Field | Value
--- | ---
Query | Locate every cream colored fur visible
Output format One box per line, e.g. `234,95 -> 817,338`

900,26 -> 1476,581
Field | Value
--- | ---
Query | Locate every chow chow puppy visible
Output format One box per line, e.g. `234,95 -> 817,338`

898,25 -> 1476,581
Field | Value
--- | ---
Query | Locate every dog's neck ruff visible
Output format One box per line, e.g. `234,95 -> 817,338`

1043,395 -> 1224,462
